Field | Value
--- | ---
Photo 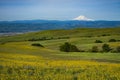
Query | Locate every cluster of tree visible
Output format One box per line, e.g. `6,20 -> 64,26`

58,37 -> 70,39
28,37 -> 51,41
108,39 -> 120,42
31,43 -> 44,47
101,34 -> 110,36
59,42 -> 80,52
109,39 -> 117,42
91,44 -> 120,53
28,37 -> 70,41
95,40 -> 103,43
95,39 -> 120,43
59,42 -> 120,53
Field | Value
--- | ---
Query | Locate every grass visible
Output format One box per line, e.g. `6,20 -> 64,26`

0,27 -> 120,80
0,27 -> 120,43
55,52 -> 120,63
0,39 -> 120,61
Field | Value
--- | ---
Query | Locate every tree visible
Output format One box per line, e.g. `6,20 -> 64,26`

95,40 -> 103,43
60,42 -> 79,52
116,46 -> 120,53
69,45 -> 80,52
91,46 -> 99,52
31,43 -> 44,47
60,42 -> 70,52
102,44 -> 111,52
109,39 -> 116,42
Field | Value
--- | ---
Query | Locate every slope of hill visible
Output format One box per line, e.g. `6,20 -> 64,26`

0,27 -> 120,80
0,27 -> 120,43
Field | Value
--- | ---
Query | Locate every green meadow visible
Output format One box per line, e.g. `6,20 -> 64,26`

0,27 -> 120,80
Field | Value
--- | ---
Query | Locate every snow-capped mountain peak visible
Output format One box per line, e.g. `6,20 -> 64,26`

73,15 -> 93,21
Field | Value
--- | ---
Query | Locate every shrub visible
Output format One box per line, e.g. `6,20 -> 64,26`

60,42 -> 80,52
102,44 -> 111,52
102,34 -> 110,36
109,39 -> 116,42
28,37 -> 50,41
95,40 -> 103,43
79,49 -> 85,52
58,37 -> 70,39
116,46 -> 120,53
91,46 -> 99,52
117,40 -> 120,42
69,45 -> 80,52
60,42 -> 70,52
31,43 -> 44,47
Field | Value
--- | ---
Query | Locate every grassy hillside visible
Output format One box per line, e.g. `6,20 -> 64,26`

0,27 -> 120,80
0,27 -> 120,60
0,41 -> 120,80
0,27 -> 120,43
0,41 -> 120,61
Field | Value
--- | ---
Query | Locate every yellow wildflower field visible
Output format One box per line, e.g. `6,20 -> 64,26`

0,52 -> 120,80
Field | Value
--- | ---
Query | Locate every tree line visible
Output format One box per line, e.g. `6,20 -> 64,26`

59,42 -> 120,53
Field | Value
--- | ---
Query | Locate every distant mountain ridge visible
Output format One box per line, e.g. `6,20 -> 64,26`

0,20 -> 120,34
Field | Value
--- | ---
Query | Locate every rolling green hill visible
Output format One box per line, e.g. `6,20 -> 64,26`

0,27 -> 120,43
0,27 -> 120,80
0,27 -> 120,59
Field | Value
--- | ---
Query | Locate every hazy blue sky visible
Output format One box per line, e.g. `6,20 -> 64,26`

0,0 -> 120,21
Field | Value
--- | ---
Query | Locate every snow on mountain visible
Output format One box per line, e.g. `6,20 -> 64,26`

73,15 -> 93,21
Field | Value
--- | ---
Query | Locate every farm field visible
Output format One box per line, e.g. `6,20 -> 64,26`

0,28 -> 120,80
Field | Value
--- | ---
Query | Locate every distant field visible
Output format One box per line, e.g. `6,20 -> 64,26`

0,27 -> 120,80
0,27 -> 120,43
